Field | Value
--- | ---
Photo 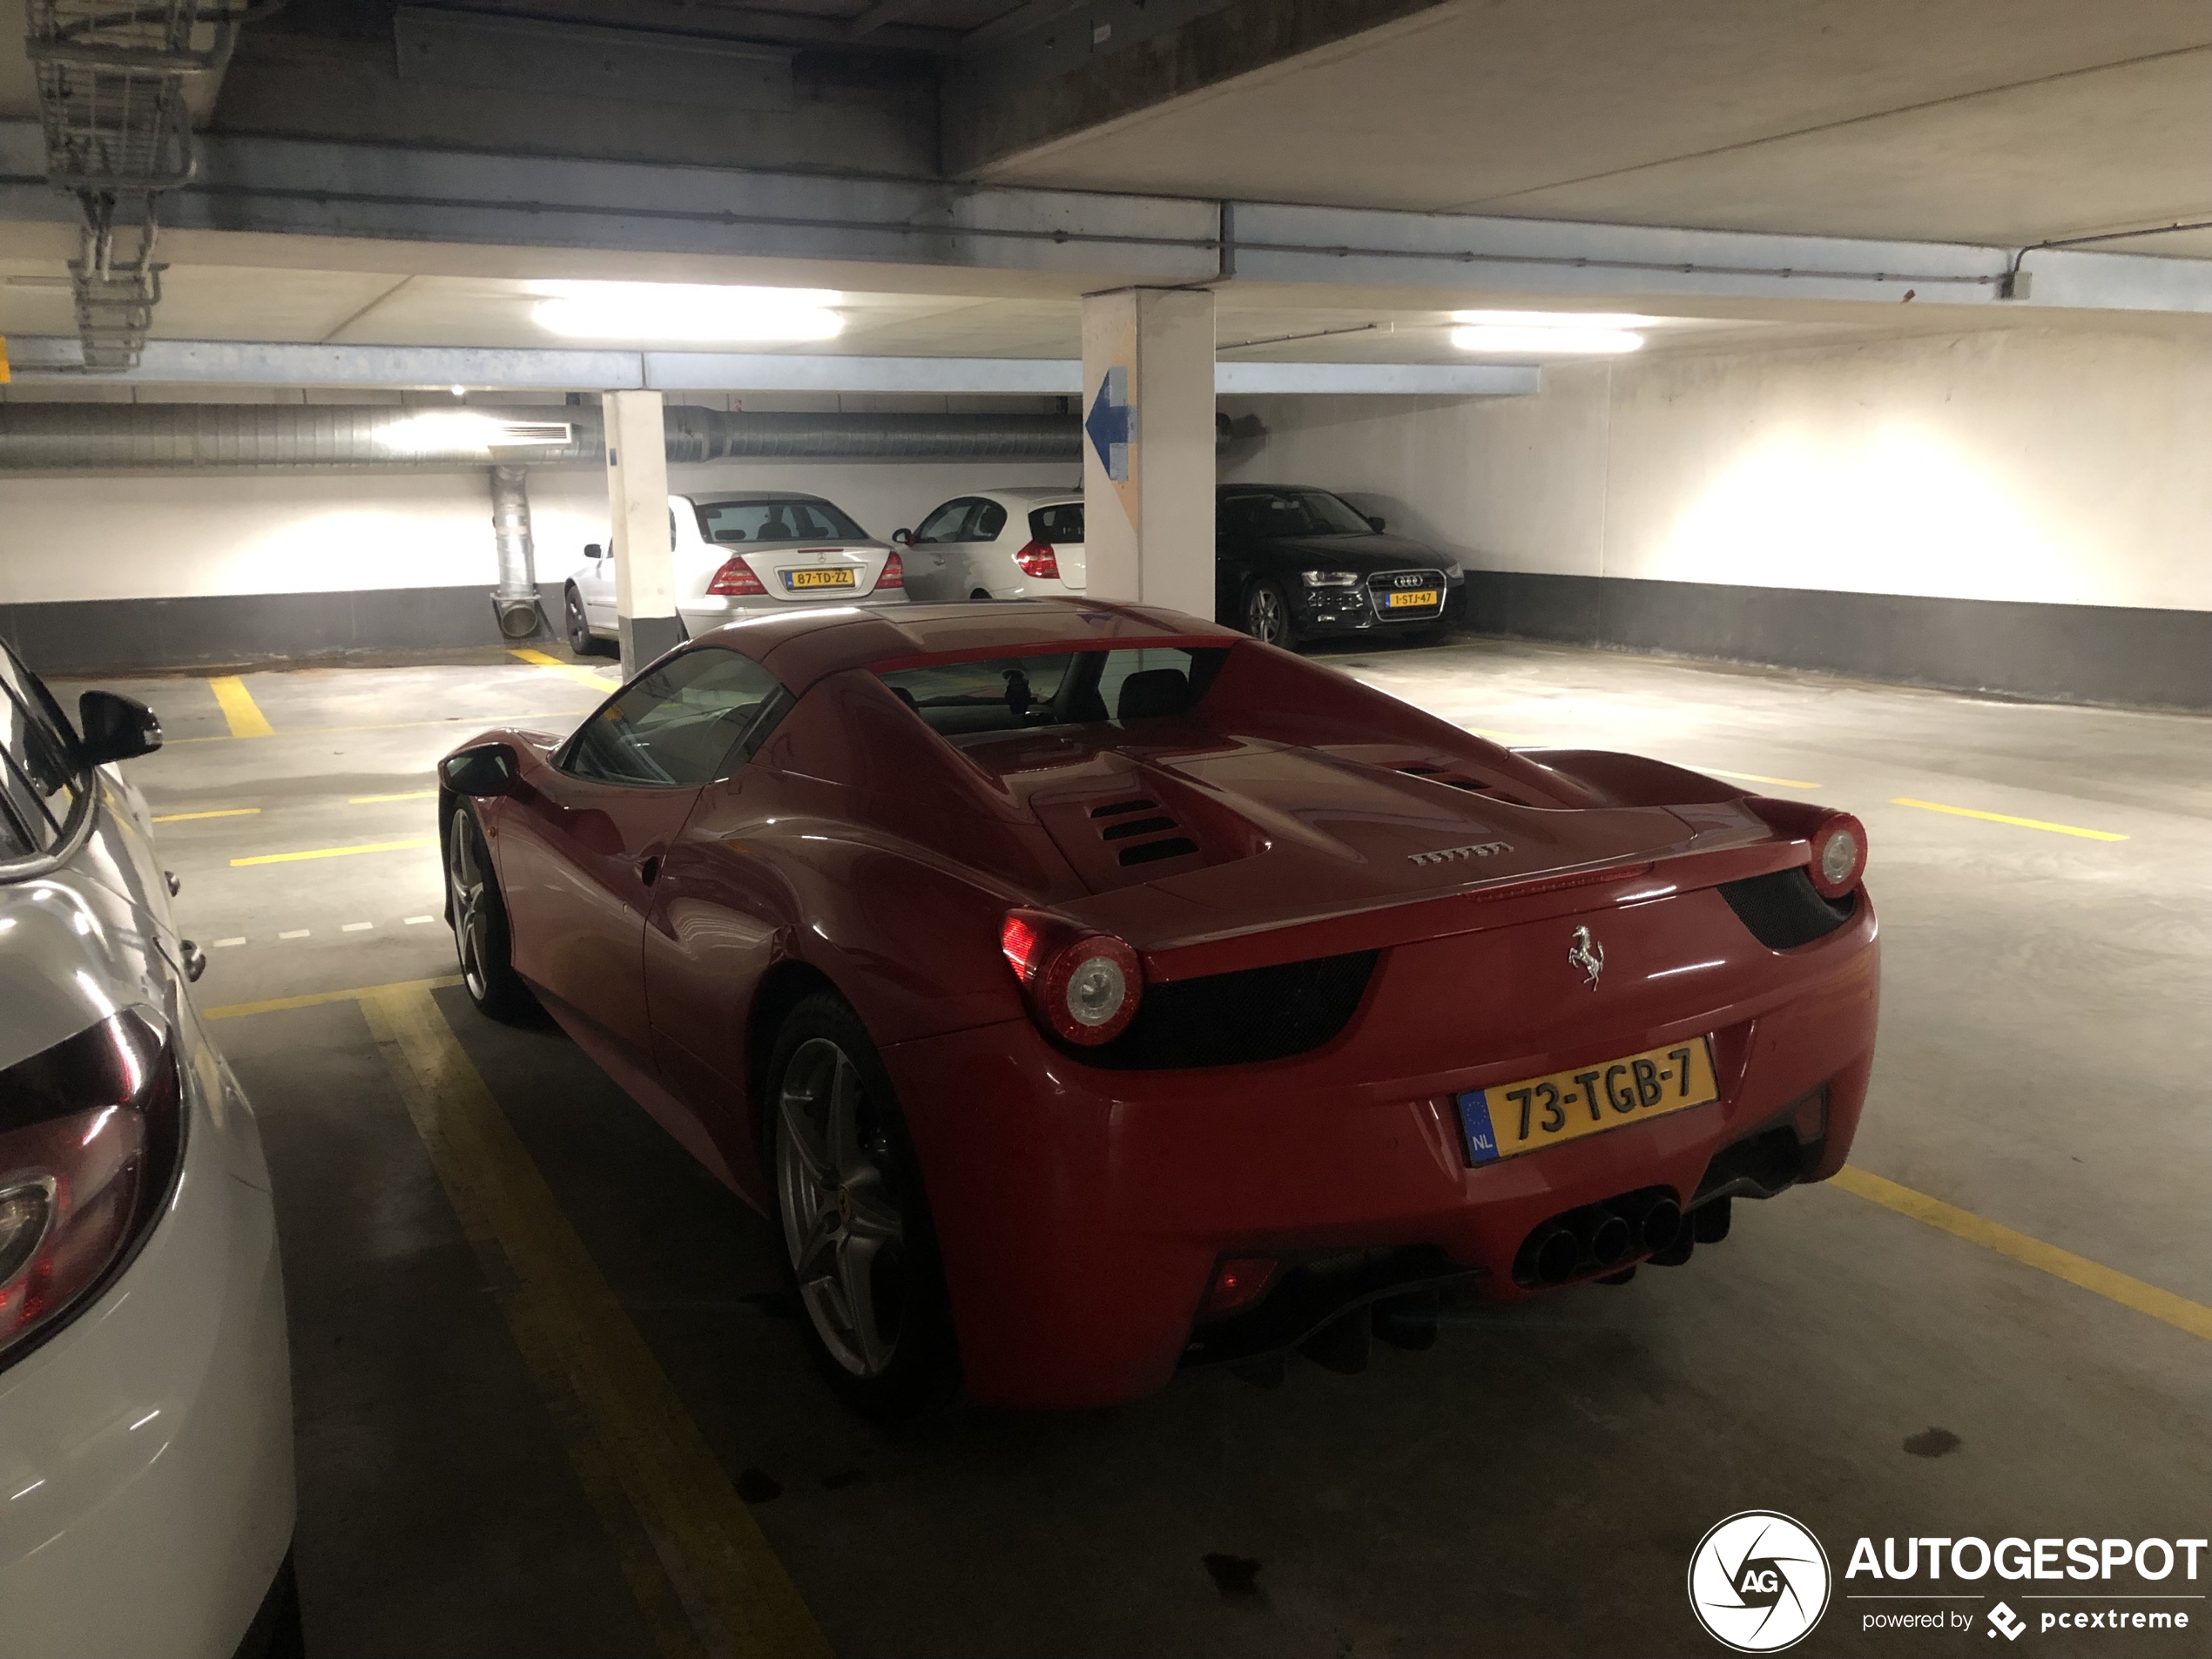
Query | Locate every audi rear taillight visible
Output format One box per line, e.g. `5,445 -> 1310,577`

707,556 -> 766,597
878,551 -> 905,590
999,908 -> 1143,1046
1012,539 -> 1060,580
0,1010 -> 182,1362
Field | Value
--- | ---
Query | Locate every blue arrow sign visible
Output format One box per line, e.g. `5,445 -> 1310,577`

1086,365 -> 1135,482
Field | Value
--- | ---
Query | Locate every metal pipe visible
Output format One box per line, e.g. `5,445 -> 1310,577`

488,463 -> 543,641
0,401 -> 1083,469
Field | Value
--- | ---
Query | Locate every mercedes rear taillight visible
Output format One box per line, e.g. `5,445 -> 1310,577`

1012,539 -> 1060,580
1000,908 -> 1142,1046
707,557 -> 767,597
0,1010 -> 183,1364
878,550 -> 905,590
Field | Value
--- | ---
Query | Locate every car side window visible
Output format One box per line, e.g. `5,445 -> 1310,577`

913,498 -> 975,544
971,500 -> 1008,541
0,645 -> 86,859
565,648 -> 786,788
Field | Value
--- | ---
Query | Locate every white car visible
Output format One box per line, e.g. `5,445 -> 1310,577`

0,644 -> 296,1658
897,489 -> 1087,603
563,491 -> 907,655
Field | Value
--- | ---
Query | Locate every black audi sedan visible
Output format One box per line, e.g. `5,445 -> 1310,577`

1214,484 -> 1467,648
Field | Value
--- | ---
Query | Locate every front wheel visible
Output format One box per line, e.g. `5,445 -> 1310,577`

1243,578 -> 1298,648
445,803 -> 535,1022
769,993 -> 956,1420
564,585 -> 599,658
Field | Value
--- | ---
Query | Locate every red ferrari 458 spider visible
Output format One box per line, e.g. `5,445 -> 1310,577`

438,600 -> 1878,1415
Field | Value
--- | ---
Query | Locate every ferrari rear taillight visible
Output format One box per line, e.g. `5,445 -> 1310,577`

707,556 -> 767,597
1807,811 -> 1867,899
1000,907 -> 1143,1046
878,551 -> 905,590
1012,539 -> 1060,580
0,1010 -> 182,1362
1743,797 -> 1868,899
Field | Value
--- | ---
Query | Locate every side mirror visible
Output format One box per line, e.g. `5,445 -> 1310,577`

892,528 -> 913,546
1365,514 -> 1386,533
442,743 -> 518,799
583,543 -> 604,560
78,691 -> 162,765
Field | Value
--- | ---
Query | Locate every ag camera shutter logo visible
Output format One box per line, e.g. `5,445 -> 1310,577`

1689,1511 -> 1832,1652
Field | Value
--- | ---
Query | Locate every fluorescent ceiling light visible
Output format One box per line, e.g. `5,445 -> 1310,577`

534,282 -> 843,344
373,413 -> 574,455
1450,309 -> 1663,329
1451,325 -> 1645,355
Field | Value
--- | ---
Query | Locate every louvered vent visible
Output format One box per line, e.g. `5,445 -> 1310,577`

1090,796 -> 1198,866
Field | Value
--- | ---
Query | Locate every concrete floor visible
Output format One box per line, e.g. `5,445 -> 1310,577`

55,640 -> 2211,1659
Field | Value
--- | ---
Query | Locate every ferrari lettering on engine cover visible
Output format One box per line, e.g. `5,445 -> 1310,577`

1408,840 -> 1511,867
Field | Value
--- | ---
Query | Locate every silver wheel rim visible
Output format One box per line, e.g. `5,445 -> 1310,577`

776,1037 -> 907,1378
1248,585 -> 1285,644
567,590 -> 589,651
447,809 -> 492,1001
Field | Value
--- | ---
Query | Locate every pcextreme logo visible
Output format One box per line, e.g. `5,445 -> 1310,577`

1689,1511 -> 1833,1653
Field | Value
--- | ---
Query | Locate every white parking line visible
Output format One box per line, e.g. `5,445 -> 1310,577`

404,915 -> 435,926
279,929 -> 310,940
213,937 -> 246,948
341,921 -> 374,933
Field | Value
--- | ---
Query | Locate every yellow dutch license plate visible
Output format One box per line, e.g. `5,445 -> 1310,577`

786,568 -> 856,590
1457,1037 -> 1720,1165
1386,589 -> 1440,609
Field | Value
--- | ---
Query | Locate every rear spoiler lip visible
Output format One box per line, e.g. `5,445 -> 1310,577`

1130,836 -> 1811,984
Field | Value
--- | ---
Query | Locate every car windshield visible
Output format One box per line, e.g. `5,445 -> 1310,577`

880,648 -> 1223,739
1222,489 -> 1373,538
694,499 -> 867,544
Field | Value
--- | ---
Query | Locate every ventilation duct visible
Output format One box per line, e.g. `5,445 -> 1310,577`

0,402 -> 1084,469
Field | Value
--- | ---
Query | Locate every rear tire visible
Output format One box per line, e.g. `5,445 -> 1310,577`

444,802 -> 535,1022
1243,578 -> 1298,648
766,992 -> 957,1420
969,588 -> 994,602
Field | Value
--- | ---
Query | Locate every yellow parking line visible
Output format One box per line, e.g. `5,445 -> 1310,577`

511,646 -> 621,692
1833,1166 -> 2212,1342
153,807 -> 261,823
360,980 -> 829,1659
231,837 -> 437,867
172,711 -> 592,744
1892,797 -> 2127,841
349,791 -> 438,804
1699,765 -> 1820,790
204,974 -> 461,1022
209,675 -> 274,738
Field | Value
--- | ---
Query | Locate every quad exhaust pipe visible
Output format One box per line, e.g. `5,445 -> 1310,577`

1515,1190 -> 1722,1286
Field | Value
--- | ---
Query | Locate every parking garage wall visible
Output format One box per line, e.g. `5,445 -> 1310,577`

1222,327 -> 2212,709
0,458 -> 1081,673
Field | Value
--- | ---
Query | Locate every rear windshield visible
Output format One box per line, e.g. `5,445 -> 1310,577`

1027,502 -> 1084,544
0,646 -> 86,863
880,647 -> 1223,740
695,499 -> 866,544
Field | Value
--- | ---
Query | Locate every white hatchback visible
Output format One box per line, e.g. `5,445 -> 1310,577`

563,491 -> 907,654
897,489 -> 1087,603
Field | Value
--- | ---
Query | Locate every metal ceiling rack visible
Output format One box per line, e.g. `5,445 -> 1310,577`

24,3 -> 278,370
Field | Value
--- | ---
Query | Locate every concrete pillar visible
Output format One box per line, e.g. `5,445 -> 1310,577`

489,464 -> 543,641
1080,287 -> 1215,619
604,388 -> 683,678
